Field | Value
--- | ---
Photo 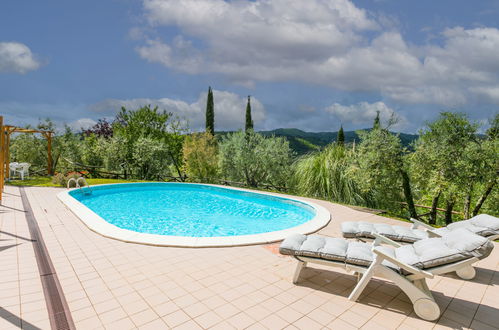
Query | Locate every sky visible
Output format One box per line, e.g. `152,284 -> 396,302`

1,0 -> 498,133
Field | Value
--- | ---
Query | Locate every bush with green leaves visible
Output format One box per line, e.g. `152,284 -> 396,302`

112,105 -> 186,180
219,130 -> 293,188
52,172 -> 83,187
183,133 -> 219,183
131,137 -> 174,180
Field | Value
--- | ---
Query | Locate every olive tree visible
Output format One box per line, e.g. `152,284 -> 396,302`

409,112 -> 479,224
219,130 -> 293,188
351,125 -> 417,217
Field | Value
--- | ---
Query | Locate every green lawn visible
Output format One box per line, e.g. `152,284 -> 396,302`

7,176 -> 147,187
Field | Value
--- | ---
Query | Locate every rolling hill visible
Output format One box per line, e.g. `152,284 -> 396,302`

258,128 -> 419,155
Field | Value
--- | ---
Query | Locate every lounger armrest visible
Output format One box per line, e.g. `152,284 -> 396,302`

372,247 -> 434,279
427,230 -> 442,238
372,233 -> 402,248
410,218 -> 434,230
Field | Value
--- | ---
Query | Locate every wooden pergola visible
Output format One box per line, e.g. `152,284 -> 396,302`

0,115 -> 54,202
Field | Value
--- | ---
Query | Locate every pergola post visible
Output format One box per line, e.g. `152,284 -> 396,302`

5,130 -> 10,180
0,116 -> 4,202
47,132 -> 53,175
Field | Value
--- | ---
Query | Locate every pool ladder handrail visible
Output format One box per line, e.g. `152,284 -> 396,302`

67,177 -> 92,194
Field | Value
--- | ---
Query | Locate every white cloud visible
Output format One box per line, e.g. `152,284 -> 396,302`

137,0 -> 377,83
91,90 -> 265,131
68,118 -> 98,131
326,101 -> 407,128
470,86 -> 499,104
135,0 -> 499,107
0,42 -> 41,74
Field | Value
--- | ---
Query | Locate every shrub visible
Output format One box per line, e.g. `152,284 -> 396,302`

52,173 -> 65,186
183,133 -> 219,183
52,172 -> 83,187
292,144 -> 368,205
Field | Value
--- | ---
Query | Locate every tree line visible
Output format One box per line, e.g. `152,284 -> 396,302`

9,87 -> 498,224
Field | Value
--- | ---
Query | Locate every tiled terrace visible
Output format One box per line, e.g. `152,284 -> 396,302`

1,185 -> 498,330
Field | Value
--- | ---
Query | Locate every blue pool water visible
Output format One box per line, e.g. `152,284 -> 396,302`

69,183 -> 316,237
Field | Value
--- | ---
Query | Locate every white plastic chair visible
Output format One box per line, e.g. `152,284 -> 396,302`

17,162 -> 31,180
9,162 -> 19,178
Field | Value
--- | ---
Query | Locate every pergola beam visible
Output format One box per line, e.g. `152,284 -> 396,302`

4,125 -> 49,134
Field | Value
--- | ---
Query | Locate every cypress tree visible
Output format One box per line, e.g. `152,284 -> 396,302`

205,86 -> 214,135
337,125 -> 345,146
245,95 -> 253,131
373,110 -> 380,129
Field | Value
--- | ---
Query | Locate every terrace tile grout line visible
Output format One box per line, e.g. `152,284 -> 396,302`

19,187 -> 75,330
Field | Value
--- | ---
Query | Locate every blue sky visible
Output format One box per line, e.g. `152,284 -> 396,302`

1,0 -> 498,133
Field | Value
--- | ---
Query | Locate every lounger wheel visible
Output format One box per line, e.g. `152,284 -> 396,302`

456,266 -> 476,280
413,298 -> 440,321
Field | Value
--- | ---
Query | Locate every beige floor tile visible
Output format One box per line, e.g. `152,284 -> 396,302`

122,299 -> 150,316
327,317 -> 360,329
153,300 -> 180,317
209,320 -> 238,330
130,308 -> 160,327
226,312 -> 256,329
338,310 -> 370,328
245,304 -> 273,321
75,315 -> 104,329
104,317 -> 136,330
360,320 -> 389,330
183,301 -> 210,318
93,298 -> 122,314
259,314 -> 289,329
213,303 -> 241,319
162,309 -> 191,328
99,307 -> 128,324
137,318 -> 168,330
72,306 -> 97,322
292,316 -> 322,330
173,294 -> 198,309
306,307 -> 336,326
194,310 -> 223,328
172,319 -> 203,330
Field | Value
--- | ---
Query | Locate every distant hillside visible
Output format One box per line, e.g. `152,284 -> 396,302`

259,128 -> 419,155
216,128 -> 418,155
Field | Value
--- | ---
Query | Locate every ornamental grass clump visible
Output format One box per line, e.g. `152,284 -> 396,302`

292,144 -> 369,206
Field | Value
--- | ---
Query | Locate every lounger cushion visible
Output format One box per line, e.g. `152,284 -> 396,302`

434,214 -> 499,237
395,228 -> 494,269
341,221 -> 428,243
279,234 -> 398,269
280,229 -> 493,272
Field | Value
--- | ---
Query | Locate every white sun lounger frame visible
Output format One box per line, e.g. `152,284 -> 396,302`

291,233 -> 478,321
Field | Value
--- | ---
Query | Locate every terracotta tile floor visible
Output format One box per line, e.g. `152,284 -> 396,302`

1,185 -> 498,329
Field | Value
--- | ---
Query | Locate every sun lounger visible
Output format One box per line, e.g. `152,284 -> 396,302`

279,228 -> 494,321
341,214 -> 499,243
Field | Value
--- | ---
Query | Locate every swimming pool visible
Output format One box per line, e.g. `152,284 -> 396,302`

58,183 -> 330,247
